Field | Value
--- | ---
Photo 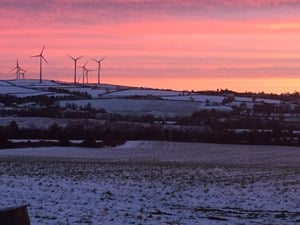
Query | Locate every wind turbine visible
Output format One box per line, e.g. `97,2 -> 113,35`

68,55 -> 83,85
12,59 -> 22,80
31,45 -> 48,83
79,62 -> 88,84
20,69 -> 28,79
92,57 -> 106,85
85,67 -> 94,84
12,59 -> 26,80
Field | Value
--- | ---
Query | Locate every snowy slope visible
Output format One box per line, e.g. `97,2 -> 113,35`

0,79 -> 291,116
0,79 -> 61,97
60,99 -> 203,116
0,85 -> 41,95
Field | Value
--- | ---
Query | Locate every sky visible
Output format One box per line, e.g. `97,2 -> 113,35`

1,0 -> 300,93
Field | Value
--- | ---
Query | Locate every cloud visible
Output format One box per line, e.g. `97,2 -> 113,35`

1,0 -> 300,28
2,0 -> 300,10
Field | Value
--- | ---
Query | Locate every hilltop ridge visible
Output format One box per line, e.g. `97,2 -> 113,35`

0,79 -> 299,147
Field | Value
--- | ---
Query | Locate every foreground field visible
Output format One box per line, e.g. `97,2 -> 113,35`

0,142 -> 299,225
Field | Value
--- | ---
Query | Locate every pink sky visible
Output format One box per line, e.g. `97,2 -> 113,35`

1,0 -> 300,93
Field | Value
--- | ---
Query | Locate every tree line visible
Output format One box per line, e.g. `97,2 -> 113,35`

0,120 -> 299,148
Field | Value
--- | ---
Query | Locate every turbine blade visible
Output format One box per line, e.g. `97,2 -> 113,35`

69,55 -> 83,61
92,57 -> 106,63
68,55 -> 76,61
78,62 -> 87,68
42,56 -> 48,64
11,61 -> 19,71
40,44 -> 46,55
30,55 -> 40,58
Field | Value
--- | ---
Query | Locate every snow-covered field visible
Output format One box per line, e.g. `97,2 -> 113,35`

0,141 -> 299,225
162,94 -> 225,103
60,99 -> 202,116
0,79 -> 64,97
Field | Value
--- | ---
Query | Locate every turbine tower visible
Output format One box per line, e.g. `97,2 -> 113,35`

31,45 -> 48,83
92,57 -> 106,85
79,62 -> 88,84
68,55 -> 83,85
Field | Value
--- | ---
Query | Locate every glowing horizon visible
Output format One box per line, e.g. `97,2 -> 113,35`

1,0 -> 300,94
